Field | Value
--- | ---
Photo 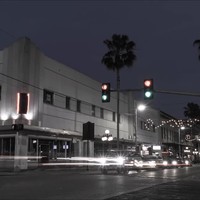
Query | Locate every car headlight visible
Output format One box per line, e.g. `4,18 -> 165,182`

163,161 -> 168,165
116,156 -> 125,165
185,160 -> 189,165
149,161 -> 156,167
99,157 -> 106,165
135,160 -> 143,167
172,160 -> 177,165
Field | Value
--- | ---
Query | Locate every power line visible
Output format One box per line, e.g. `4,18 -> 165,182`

0,28 -> 17,39
0,72 -> 41,91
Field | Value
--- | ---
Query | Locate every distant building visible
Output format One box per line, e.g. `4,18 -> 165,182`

0,37 -> 164,170
159,111 -> 194,158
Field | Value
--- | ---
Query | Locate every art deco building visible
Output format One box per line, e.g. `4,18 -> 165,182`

0,37 -> 161,170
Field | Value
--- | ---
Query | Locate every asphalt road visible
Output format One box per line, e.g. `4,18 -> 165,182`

106,166 -> 200,200
0,165 -> 199,200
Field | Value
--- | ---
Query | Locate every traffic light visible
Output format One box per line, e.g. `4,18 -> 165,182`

101,83 -> 110,103
143,79 -> 154,99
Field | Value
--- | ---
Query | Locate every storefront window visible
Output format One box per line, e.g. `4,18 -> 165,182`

0,137 -> 15,156
28,138 -> 72,160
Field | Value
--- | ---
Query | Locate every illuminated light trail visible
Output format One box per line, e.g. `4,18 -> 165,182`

40,162 -> 104,166
0,155 -> 43,160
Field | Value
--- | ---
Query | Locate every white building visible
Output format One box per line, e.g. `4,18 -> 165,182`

0,37 -> 161,170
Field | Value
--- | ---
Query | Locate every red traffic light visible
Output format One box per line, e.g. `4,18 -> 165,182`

144,79 -> 152,87
102,84 -> 108,90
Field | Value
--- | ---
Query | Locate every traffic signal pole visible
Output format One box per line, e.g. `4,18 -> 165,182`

101,78 -> 200,152
112,88 -> 200,97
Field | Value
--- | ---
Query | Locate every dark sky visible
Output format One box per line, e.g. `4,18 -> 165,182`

1,0 -> 200,119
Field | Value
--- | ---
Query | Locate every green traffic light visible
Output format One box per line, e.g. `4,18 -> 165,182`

144,91 -> 153,98
102,95 -> 108,101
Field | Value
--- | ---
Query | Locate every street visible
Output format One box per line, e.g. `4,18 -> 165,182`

0,165 -> 200,200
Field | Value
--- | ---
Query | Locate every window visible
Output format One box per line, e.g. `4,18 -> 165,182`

112,112 -> 116,122
0,137 -> 15,156
77,100 -> 81,112
0,85 -> 1,100
43,90 -> 53,104
153,125 -> 156,132
161,127 -> 164,139
141,121 -> 145,130
100,108 -> 104,119
17,93 -> 29,114
146,123 -> 150,131
92,105 -> 95,116
66,96 -> 70,109
140,121 -> 149,131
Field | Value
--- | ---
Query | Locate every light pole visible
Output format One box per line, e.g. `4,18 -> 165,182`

178,126 -> 185,157
134,104 -> 146,152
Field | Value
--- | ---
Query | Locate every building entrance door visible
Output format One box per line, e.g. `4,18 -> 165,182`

39,144 -> 50,162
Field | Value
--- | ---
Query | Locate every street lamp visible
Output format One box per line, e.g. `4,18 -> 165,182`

134,104 -> 146,151
179,126 -> 185,157
102,130 -> 113,155
102,130 -> 113,141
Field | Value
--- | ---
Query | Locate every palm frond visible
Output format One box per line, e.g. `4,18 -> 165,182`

193,39 -> 200,46
102,33 -> 137,71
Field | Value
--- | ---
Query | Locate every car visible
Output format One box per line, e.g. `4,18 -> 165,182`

161,156 -> 192,168
141,155 -> 159,169
123,153 -> 143,171
99,150 -> 126,174
182,158 -> 192,166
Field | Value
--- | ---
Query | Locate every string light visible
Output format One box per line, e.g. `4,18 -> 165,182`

144,118 -> 200,131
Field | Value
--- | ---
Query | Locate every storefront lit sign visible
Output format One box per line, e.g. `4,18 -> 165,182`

153,145 -> 161,150
63,144 -> 69,149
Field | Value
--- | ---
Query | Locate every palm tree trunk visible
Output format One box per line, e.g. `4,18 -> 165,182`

116,68 -> 120,150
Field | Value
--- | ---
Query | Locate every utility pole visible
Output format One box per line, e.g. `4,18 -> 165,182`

116,70 -> 120,150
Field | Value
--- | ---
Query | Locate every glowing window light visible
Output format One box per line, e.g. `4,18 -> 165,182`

17,93 -> 30,114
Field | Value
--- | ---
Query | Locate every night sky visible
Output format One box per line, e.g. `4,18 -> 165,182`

1,0 -> 200,119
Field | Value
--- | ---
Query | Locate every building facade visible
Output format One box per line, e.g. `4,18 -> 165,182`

0,37 -> 163,170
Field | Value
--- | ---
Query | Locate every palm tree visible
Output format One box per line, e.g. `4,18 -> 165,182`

184,102 -> 200,119
102,34 -> 136,150
193,39 -> 200,60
